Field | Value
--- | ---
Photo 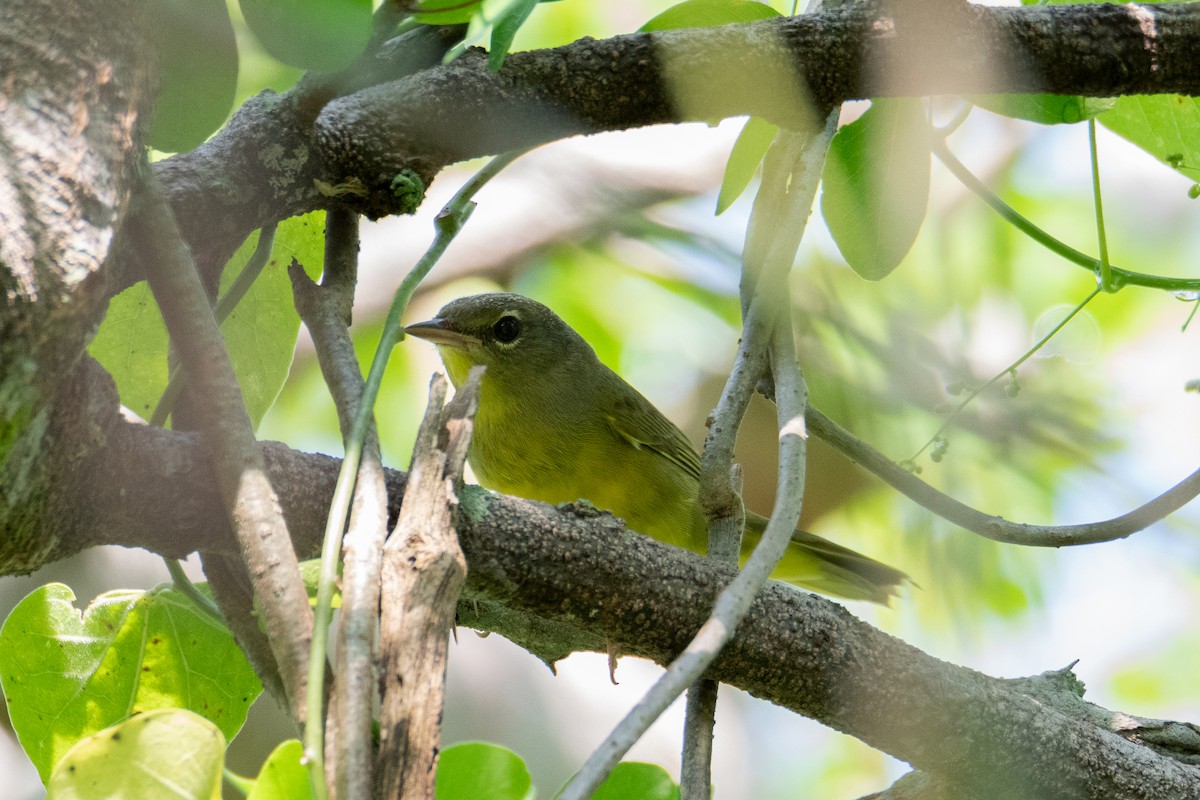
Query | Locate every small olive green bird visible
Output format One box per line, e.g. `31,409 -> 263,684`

405,293 -> 907,603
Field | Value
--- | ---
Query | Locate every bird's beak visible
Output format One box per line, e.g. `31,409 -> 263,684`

404,318 -> 478,350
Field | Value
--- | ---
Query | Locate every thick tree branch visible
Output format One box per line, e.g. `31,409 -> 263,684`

0,0 -> 152,573
322,0 -> 1186,191
116,25 -> 461,299
449,498 -> 1200,800
133,2 -> 1200,296
18,410 -> 1198,799
315,2 -> 1200,197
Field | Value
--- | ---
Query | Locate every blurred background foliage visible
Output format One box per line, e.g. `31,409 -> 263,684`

6,0 -> 1200,798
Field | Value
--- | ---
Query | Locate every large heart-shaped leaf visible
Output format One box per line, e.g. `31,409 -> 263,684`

0,583 -> 260,780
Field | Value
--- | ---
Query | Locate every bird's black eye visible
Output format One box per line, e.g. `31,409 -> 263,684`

492,315 -> 521,344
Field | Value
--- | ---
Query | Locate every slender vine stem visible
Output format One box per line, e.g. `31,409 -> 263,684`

932,136 -> 1200,293
907,286 -> 1101,464
934,100 -> 973,138
1088,120 -> 1115,293
914,116 -> 1120,463
1183,298 -> 1200,332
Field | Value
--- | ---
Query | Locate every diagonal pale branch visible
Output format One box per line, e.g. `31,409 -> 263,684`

128,177 -> 313,719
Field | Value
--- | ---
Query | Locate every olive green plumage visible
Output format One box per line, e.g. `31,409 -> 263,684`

405,292 -> 907,603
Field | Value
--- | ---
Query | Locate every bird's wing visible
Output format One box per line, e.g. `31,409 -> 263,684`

604,384 -> 702,481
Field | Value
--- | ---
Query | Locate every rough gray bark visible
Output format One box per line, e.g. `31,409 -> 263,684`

314,1 -> 1200,199
130,3 -> 1200,294
0,0 -> 152,572
11,411 -> 1199,799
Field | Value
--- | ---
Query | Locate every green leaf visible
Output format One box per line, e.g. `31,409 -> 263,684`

238,0 -> 372,73
247,740 -> 316,800
147,0 -> 239,152
821,98 -> 931,280
412,0 -> 481,25
46,709 -> 224,800
636,2 -> 782,214
1100,95 -> 1200,186
0,583 -> 261,781
970,94 -> 1115,125
489,0 -> 540,70
717,116 -> 778,214
592,763 -> 681,800
219,212 -> 325,427
87,281 -> 169,421
640,0 -> 779,32
441,0 -> 543,67
435,742 -> 535,800
89,213 -> 325,428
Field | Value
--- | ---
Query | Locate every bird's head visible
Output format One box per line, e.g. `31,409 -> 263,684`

404,293 -> 596,389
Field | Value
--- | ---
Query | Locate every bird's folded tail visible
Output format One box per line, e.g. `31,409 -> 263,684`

743,513 -> 910,605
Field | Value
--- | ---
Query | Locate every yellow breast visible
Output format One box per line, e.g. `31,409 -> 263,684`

467,375 -> 703,553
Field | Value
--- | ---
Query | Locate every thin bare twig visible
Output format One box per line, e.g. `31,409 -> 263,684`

555,301 -> 806,800
199,551 -> 288,706
682,462 -> 745,799
680,674 -> 721,799
680,102 -> 839,796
